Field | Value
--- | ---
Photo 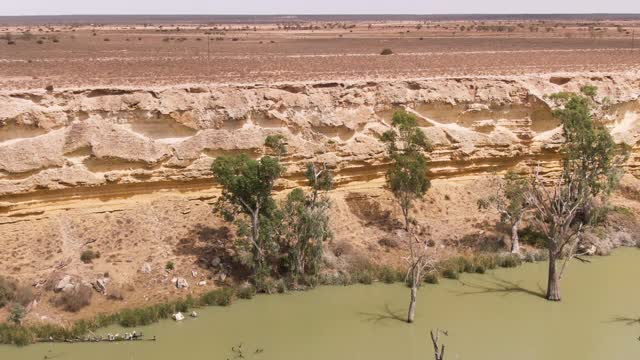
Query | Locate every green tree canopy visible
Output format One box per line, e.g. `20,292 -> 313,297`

380,110 -> 432,231
554,94 -> 627,199
211,146 -> 284,279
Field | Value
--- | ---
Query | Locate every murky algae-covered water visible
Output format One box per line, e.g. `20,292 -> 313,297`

2,248 -> 639,360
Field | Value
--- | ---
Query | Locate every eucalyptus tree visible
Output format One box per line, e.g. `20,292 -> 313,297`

477,171 -> 529,254
278,162 -> 333,281
380,109 -> 432,232
527,93 -> 626,301
380,109 -> 433,322
211,138 -> 284,281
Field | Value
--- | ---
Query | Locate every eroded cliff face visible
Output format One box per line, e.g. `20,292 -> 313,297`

1,73 -> 640,321
1,73 -> 640,202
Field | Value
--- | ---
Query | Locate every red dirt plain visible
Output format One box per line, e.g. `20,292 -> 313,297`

0,17 -> 639,89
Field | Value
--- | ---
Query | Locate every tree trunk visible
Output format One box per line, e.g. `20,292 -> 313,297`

403,206 -> 410,232
510,221 -> 520,254
251,210 -> 262,270
546,250 -> 561,301
407,285 -> 417,323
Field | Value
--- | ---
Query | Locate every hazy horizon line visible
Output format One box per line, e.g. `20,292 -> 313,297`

2,12 -> 640,16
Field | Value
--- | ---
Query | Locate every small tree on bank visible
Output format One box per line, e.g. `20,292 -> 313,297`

380,109 -> 433,323
478,171 -> 530,254
279,162 -> 333,281
212,136 -> 334,287
8,304 -> 26,325
527,93 -> 626,301
211,140 -> 284,281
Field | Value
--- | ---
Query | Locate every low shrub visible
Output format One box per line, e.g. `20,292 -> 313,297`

580,84 -> 598,97
80,249 -> 100,264
520,226 -> 547,248
474,254 -> 499,270
0,276 -> 17,307
54,286 -> 92,312
378,266 -> 400,284
8,304 -> 26,325
118,307 -> 160,327
106,286 -> 124,301
0,277 -> 34,308
498,254 -> 522,268
254,277 -> 276,294
236,285 -> 256,299
355,270 -> 373,285
275,279 -> 287,293
118,300 -> 188,327
0,324 -> 35,346
423,272 -> 439,284
165,261 -> 175,271
378,237 -> 399,248
522,251 -> 537,263
318,272 -> 353,286
332,241 -> 353,257
299,274 -> 319,288
441,268 -> 459,280
380,48 -> 393,55
200,288 -> 234,306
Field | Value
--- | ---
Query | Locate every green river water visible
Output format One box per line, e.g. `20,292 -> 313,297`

2,248 -> 639,360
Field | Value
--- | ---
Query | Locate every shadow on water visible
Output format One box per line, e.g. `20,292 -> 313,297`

607,316 -> 640,326
451,275 -> 546,300
358,303 -> 407,324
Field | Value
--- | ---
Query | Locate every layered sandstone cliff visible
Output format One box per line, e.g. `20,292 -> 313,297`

1,72 -> 640,322
1,72 -> 639,204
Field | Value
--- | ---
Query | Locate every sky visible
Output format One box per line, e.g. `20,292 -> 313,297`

1,0 -> 640,16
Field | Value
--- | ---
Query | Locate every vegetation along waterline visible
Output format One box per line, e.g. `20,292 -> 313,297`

0,250 -> 534,346
0,247 -> 638,360
2,84 -> 639,360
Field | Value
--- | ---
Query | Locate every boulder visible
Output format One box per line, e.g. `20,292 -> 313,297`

93,278 -> 109,293
175,277 -> 189,289
198,280 -> 207,286
190,311 -> 198,318
210,257 -> 221,268
585,245 -> 597,256
216,272 -> 227,282
54,275 -> 74,292
141,262 -> 152,274
172,312 -> 185,321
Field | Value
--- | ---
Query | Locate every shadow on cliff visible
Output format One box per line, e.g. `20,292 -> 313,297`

344,192 -> 401,232
174,224 -> 247,276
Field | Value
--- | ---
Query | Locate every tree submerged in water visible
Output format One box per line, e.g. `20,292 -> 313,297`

380,109 -> 434,323
526,92 -> 628,301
